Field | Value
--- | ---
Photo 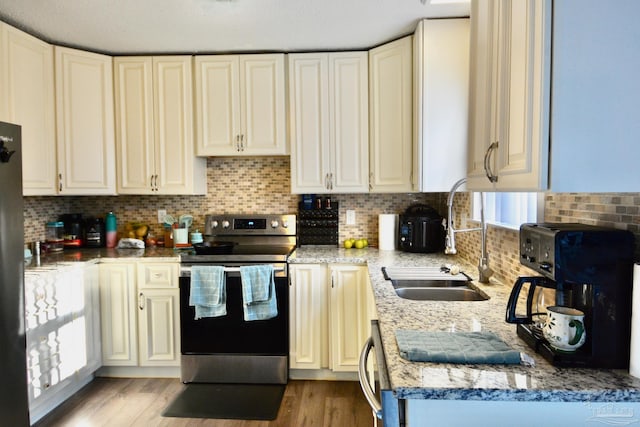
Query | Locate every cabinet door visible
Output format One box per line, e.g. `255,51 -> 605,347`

329,52 -> 369,193
239,54 -> 287,155
369,36 -> 413,193
99,263 -> 137,366
289,264 -> 328,370
194,55 -> 241,155
329,265 -> 371,372
114,57 -> 155,194
84,264 -> 102,373
467,0 -> 550,191
55,46 -> 115,195
137,289 -> 180,366
153,56 -> 205,194
492,0 -> 550,190
467,0 -> 499,190
288,54 -> 331,194
0,23 -> 57,195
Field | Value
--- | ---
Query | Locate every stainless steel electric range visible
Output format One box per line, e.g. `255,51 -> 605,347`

178,214 -> 296,385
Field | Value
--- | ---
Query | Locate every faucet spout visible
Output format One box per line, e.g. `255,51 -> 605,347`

444,177 -> 494,283
444,178 -> 468,255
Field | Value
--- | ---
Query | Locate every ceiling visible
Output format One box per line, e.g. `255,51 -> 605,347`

0,0 -> 469,55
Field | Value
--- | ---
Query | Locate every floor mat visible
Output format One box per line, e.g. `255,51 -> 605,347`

162,383 -> 285,420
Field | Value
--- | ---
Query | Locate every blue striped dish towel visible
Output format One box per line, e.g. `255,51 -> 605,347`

240,265 -> 277,321
189,265 -> 227,319
395,330 -> 522,364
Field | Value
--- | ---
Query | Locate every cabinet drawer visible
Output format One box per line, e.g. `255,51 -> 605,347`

138,263 -> 178,289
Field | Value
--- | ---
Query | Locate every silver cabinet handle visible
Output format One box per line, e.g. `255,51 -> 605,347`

240,134 -> 245,151
138,292 -> 144,310
483,141 -> 499,183
235,135 -> 240,151
358,337 -> 382,419
58,173 -> 62,192
325,173 -> 330,190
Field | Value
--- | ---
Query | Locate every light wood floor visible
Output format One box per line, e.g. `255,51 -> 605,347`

34,378 -> 375,427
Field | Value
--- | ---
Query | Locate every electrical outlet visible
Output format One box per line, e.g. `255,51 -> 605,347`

157,209 -> 167,224
346,210 -> 356,225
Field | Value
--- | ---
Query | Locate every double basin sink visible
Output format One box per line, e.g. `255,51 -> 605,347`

382,266 -> 489,302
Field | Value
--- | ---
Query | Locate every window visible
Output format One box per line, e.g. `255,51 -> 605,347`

472,192 -> 544,230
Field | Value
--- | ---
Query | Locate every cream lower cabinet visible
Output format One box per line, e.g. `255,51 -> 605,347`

0,22 -> 57,195
288,52 -> 369,194
136,262 -> 180,366
289,264 -> 327,369
99,263 -> 137,365
194,54 -> 287,156
25,263 -> 101,424
289,264 -> 375,373
99,261 -> 180,368
55,46 -> 116,195
369,36 -> 414,193
114,56 -> 206,195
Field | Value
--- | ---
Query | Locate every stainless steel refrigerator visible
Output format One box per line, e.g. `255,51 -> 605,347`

0,121 -> 30,425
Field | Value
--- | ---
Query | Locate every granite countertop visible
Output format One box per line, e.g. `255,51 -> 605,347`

25,246 -> 181,270
291,246 -> 640,403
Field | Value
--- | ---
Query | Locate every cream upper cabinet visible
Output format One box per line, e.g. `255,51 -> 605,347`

369,36 -> 414,193
467,0 -> 551,191
413,18 -> 470,192
0,23 -> 57,195
468,0 -> 640,192
55,46 -> 116,195
289,52 -> 369,194
114,56 -> 206,195
194,54 -> 287,156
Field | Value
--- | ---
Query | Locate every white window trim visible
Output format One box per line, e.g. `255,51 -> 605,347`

472,192 -> 545,230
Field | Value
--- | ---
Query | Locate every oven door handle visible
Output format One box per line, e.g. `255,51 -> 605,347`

180,266 -> 285,277
358,336 -> 383,419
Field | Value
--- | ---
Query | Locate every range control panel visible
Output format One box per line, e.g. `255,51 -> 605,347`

204,214 -> 296,236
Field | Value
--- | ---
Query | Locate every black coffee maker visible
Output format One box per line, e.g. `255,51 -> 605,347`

505,223 -> 635,368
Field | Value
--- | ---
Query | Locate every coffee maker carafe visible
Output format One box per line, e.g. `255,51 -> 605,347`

505,223 -> 634,368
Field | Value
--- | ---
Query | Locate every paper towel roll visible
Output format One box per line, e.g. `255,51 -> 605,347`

378,214 -> 398,251
630,263 -> 640,378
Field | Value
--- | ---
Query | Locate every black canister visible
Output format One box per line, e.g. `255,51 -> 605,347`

84,217 -> 105,248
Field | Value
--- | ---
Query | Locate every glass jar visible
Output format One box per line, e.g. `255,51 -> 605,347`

45,221 -> 64,252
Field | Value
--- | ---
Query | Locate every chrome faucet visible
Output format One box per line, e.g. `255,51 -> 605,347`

444,177 -> 494,283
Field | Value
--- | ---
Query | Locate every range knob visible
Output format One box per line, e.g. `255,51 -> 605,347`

211,220 -> 219,229
221,220 -> 230,229
271,220 -> 279,228
282,220 -> 289,228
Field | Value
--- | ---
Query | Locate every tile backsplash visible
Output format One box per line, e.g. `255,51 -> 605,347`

24,157 -> 438,246
23,157 -> 640,287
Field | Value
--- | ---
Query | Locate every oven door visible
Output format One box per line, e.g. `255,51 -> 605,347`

179,263 -> 289,384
